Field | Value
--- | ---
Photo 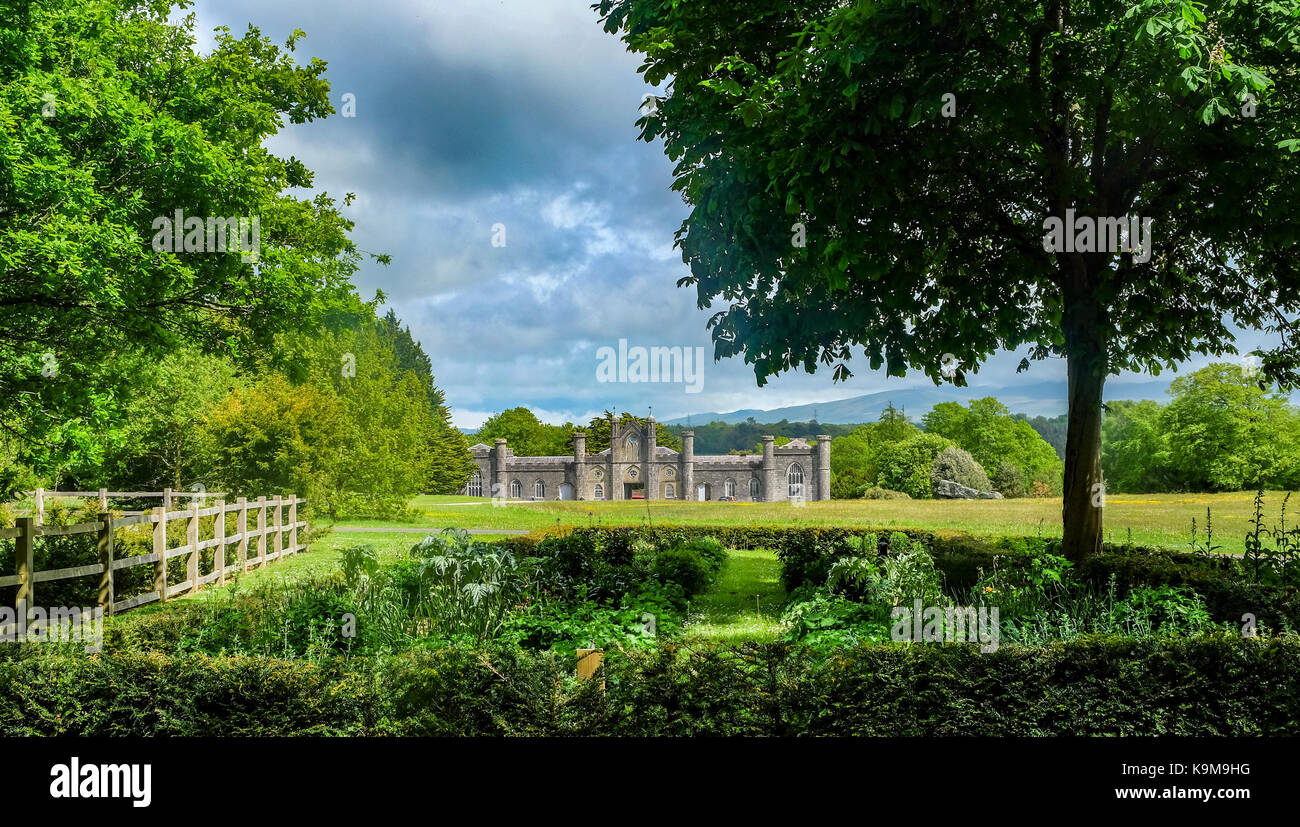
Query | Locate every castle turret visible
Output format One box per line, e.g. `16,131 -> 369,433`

644,412 -> 657,499
682,429 -> 695,500
573,430 -> 587,498
815,434 -> 832,501
606,413 -> 617,500
492,439 -> 510,499
762,435 -> 779,501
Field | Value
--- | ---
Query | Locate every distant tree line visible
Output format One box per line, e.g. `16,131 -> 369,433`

664,419 -> 856,454
471,361 -> 1297,499
1015,414 -> 1067,459
473,409 -> 681,456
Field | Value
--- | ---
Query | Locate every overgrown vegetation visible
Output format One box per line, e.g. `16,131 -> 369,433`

4,516 -> 1299,735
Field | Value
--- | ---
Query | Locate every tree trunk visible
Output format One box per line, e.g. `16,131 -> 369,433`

1061,294 -> 1108,562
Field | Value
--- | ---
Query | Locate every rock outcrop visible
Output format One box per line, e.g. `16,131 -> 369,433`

934,479 -> 1004,500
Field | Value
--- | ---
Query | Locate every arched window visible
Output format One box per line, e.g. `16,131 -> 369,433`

467,471 -> 482,497
724,479 -> 736,498
788,464 -> 804,498
749,478 -> 760,500
665,483 -> 675,499
593,484 -> 604,500
534,480 -> 545,498
510,480 -> 521,499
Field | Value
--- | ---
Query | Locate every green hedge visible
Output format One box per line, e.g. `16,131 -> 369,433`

3,636 -> 1298,735
0,651 -> 380,736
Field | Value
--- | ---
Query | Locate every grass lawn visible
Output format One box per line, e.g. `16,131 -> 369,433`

684,547 -> 787,642
331,491 -> 1278,555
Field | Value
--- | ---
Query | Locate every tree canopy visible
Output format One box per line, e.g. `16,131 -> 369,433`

0,2 -> 472,511
1103,363 -> 1300,492
1,0 -> 365,476
598,0 -> 1300,558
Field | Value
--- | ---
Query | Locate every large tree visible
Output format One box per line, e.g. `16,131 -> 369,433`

598,0 -> 1300,559
0,0 -> 365,487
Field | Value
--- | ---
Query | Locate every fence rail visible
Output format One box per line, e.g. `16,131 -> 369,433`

24,488 -> 231,524
0,495 -> 306,624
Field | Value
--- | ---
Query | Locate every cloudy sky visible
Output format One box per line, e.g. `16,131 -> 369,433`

188,0 -> 1266,428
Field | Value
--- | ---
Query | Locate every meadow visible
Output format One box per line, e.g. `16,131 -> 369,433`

336,491 -> 1275,557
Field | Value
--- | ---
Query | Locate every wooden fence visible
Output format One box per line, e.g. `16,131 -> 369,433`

27,488 -> 228,524
0,495 -> 306,617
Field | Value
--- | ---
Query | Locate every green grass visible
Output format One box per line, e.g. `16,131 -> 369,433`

331,491 -> 1277,556
683,548 -> 787,642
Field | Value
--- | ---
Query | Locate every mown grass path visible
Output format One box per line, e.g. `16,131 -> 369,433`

683,548 -> 788,642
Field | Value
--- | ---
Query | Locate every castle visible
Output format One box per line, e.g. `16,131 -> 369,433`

464,413 -> 830,502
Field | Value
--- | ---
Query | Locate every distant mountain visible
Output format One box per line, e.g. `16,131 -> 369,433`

664,380 -> 1175,426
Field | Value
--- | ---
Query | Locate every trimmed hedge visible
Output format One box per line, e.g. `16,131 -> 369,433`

3,636 -> 1299,735
0,651 -> 380,736
491,525 -> 1300,630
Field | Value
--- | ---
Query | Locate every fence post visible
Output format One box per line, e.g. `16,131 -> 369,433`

163,487 -> 173,511
237,497 -> 248,572
576,648 -> 605,690
256,496 -> 267,567
153,507 -> 167,602
302,498 -> 309,554
15,517 -> 34,610
288,497 -> 298,557
33,488 -> 44,527
97,488 -> 108,511
215,499 -> 226,586
187,500 -> 199,594
273,496 -> 283,562
96,512 -> 115,614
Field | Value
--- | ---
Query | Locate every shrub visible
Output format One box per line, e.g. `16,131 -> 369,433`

651,547 -> 712,595
876,433 -> 953,498
780,592 -> 891,650
406,530 -> 529,641
674,536 -> 727,573
1028,463 -> 1062,495
930,445 -> 991,493
991,460 -> 1028,498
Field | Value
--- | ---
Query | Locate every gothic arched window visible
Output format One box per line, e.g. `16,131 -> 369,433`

787,464 -> 805,498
